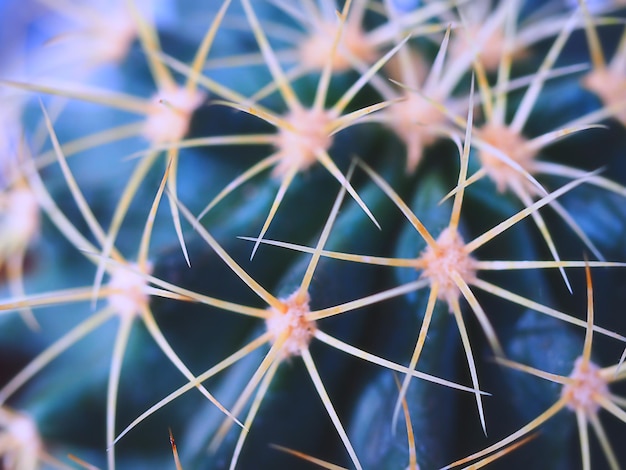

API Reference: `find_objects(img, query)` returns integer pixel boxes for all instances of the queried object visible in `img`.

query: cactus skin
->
[1,1,626,469]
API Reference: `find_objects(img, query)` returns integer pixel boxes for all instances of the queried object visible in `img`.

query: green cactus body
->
[1,1,626,469]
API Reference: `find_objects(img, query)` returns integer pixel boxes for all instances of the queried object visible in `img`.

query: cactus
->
[1,0,626,469]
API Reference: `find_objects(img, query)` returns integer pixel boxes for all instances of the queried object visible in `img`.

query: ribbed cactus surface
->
[1,1,626,469]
